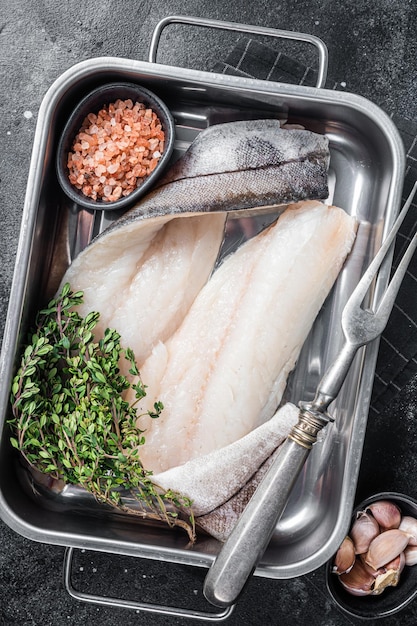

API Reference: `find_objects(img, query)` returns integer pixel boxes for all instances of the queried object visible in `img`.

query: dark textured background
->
[1,1,417,624]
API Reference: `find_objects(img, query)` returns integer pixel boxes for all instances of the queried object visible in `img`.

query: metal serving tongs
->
[203,181,417,608]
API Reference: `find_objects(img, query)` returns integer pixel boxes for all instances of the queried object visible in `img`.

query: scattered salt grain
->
[23,110,33,119]
[340,81,347,88]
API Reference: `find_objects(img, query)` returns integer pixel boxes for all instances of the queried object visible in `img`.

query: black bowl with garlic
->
[326,492,417,620]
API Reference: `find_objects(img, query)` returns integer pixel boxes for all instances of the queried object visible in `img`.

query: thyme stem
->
[9,283,195,542]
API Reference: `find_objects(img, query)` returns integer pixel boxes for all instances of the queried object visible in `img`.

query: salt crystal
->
[95,164,106,177]
[23,110,33,119]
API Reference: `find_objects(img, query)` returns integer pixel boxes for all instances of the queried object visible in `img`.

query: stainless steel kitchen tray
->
[0,14,406,615]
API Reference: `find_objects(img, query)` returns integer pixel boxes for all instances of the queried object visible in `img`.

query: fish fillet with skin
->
[131,200,357,474]
[153,402,299,517]
[110,119,330,226]
[61,119,330,366]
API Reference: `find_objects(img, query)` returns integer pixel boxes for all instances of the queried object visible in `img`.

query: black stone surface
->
[1,1,417,624]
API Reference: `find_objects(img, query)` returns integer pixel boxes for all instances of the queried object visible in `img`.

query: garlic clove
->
[365,529,410,570]
[350,510,380,554]
[399,515,417,546]
[366,500,402,530]
[404,544,417,566]
[332,536,356,575]
[339,558,375,596]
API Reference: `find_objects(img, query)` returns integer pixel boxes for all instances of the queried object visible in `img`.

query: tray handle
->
[149,15,328,88]
[63,547,235,622]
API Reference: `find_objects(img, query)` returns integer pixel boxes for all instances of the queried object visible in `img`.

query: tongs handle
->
[204,403,331,607]
[203,437,310,607]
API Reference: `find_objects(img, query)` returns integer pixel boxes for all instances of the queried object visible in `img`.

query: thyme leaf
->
[9,283,195,542]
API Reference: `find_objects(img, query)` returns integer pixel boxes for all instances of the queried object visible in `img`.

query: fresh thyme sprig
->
[9,283,195,542]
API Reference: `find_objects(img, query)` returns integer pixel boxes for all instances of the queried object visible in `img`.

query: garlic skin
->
[350,510,380,554]
[399,515,417,545]
[332,536,355,575]
[365,529,410,570]
[372,568,401,594]
[366,500,401,530]
[385,550,406,575]
[377,551,406,589]
[339,558,375,596]
[404,545,417,566]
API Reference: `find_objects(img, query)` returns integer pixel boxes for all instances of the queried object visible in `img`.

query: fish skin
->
[152,402,299,518]
[157,119,329,181]
[104,119,330,228]
[131,201,357,474]
[195,446,283,542]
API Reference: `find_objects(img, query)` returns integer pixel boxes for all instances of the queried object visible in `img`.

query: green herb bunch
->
[9,283,195,542]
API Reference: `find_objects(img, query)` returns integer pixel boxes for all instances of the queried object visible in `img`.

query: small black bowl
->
[56,82,175,211]
[326,492,417,620]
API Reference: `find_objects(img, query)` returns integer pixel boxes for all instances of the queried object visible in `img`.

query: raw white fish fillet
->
[62,212,226,366]
[131,201,357,473]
